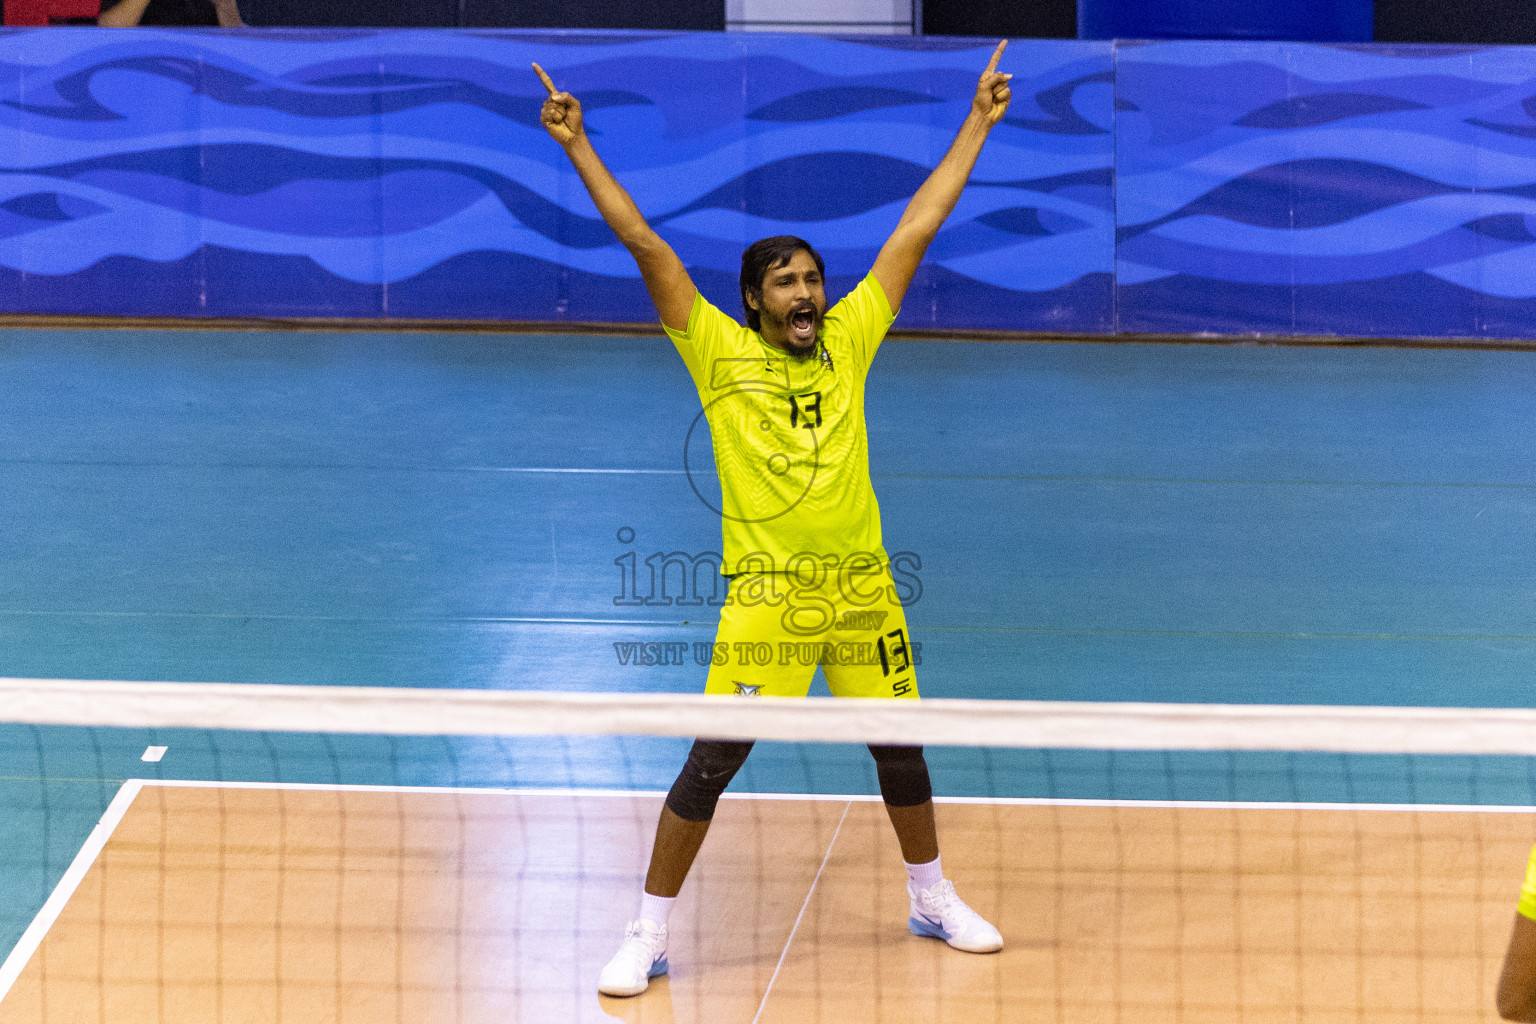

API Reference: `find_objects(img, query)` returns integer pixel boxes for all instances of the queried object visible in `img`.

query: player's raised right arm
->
[534,64,696,332]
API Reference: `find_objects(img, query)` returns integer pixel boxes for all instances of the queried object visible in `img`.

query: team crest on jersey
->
[733,682,763,696]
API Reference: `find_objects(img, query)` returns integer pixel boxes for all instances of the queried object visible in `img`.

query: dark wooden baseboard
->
[3,312,1535,352]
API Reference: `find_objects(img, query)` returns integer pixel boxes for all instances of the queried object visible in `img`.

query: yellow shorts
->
[1519,845,1536,921]
[703,560,919,699]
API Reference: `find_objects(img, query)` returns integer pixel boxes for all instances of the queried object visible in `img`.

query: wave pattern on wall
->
[0,30,1115,331]
[9,32,1536,340]
[1117,42,1536,338]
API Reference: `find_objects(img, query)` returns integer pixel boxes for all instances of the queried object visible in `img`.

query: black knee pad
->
[868,744,932,807]
[665,739,755,822]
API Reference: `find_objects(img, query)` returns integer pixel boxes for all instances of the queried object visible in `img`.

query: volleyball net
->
[0,678,1528,1022]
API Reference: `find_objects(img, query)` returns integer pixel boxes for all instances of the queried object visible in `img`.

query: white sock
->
[905,855,943,893]
[638,891,676,928]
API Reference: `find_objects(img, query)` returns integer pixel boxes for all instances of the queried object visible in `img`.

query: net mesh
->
[0,680,1529,1023]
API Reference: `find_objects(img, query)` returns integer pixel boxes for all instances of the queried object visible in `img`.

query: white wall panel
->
[726,0,915,33]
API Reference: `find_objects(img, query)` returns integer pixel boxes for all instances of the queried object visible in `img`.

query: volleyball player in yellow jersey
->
[534,42,1014,997]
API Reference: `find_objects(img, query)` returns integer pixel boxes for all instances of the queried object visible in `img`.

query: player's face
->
[751,250,826,357]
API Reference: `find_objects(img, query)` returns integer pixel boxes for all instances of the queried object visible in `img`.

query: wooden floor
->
[0,783,1530,1023]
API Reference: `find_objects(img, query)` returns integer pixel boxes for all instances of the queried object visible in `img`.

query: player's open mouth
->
[789,307,816,343]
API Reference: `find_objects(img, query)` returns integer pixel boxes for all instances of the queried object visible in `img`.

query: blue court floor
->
[1,325,1535,954]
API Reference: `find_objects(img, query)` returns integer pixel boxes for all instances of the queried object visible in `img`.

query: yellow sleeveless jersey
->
[664,274,896,575]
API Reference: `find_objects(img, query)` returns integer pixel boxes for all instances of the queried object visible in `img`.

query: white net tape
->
[1,677,1532,754]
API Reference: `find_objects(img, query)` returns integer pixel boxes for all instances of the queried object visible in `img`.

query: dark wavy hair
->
[740,236,825,332]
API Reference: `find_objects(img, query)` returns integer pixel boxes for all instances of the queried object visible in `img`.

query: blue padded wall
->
[1116,41,1536,338]
[0,29,1114,332]
[7,30,1536,341]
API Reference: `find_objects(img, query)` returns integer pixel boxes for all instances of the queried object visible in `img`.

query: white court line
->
[133,779,1536,814]
[139,779,878,801]
[141,778,673,798]
[753,800,851,1024]
[0,779,142,1006]
[143,778,881,802]
[929,795,1536,813]
[457,467,686,474]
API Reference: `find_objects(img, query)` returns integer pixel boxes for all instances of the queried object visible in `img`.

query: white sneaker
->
[907,879,1003,953]
[597,919,669,997]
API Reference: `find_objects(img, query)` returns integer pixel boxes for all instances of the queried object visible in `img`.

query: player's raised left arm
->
[871,40,1012,311]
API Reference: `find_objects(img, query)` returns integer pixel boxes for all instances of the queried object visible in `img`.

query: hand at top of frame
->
[972,40,1013,125]
[533,63,584,146]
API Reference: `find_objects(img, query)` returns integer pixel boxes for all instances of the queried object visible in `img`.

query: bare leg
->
[643,806,713,897]
[883,798,940,864]
[600,806,705,996]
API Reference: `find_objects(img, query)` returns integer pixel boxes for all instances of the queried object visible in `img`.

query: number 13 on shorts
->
[878,627,915,696]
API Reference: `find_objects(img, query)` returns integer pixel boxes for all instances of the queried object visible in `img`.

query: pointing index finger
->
[532,62,558,97]
[983,39,1008,76]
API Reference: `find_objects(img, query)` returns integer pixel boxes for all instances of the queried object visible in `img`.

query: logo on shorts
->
[733,682,763,696]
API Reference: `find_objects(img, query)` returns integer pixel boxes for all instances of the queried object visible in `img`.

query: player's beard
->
[764,302,822,360]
